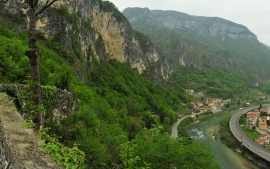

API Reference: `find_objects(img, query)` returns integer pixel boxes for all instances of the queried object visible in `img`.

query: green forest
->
[0,21,220,168]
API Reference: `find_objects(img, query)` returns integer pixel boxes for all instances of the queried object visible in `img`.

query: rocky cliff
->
[123,8,257,42]
[123,7,270,82]
[0,0,170,82]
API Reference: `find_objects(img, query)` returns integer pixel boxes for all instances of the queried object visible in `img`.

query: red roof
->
[256,138,264,144]
[260,116,268,121]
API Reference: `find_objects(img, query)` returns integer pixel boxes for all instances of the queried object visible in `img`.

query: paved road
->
[229,105,270,162]
[170,113,202,138]
[170,115,191,138]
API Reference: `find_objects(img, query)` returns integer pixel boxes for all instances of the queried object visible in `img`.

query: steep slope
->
[0,0,171,83]
[0,23,196,168]
[123,7,270,85]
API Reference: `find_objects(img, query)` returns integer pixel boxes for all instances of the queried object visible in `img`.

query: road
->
[229,105,270,162]
[170,113,201,138]
[170,115,190,138]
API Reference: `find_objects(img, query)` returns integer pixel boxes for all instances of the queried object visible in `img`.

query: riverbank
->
[189,112,260,169]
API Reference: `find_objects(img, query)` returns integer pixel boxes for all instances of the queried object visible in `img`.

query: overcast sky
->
[109,0,270,46]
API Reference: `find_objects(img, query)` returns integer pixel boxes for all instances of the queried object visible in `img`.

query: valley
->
[1,0,270,168]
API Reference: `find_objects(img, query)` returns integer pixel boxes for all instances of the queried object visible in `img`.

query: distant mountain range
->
[123,7,270,86]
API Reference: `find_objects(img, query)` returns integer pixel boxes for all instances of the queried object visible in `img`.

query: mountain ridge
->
[123,7,270,85]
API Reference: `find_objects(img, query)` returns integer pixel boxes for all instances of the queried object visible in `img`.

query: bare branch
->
[35,0,58,16]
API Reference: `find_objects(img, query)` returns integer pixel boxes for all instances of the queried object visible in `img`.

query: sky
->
[109,0,270,46]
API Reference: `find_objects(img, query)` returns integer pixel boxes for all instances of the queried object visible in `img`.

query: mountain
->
[263,43,270,50]
[123,8,270,86]
[0,1,224,168]
[0,0,171,84]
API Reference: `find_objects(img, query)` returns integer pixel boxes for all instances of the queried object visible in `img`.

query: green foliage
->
[177,117,194,137]
[89,60,189,133]
[171,66,247,98]
[243,129,261,139]
[18,79,45,121]
[0,19,219,168]
[21,120,35,129]
[38,128,86,169]
[51,105,128,168]
[126,10,270,99]
[99,0,125,22]
[42,86,58,127]
[134,30,153,53]
[0,29,30,83]
[120,126,220,169]
[219,115,239,149]
[3,11,26,22]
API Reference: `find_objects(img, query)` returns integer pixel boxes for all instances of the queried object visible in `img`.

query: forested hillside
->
[123,8,270,99]
[0,19,221,168]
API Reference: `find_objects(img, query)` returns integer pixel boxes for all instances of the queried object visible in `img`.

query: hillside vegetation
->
[0,21,220,168]
[123,8,270,99]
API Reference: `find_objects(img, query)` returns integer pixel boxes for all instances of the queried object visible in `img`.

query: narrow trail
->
[0,93,19,169]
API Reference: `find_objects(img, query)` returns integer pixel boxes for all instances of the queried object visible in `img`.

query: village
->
[186,89,231,114]
[246,106,270,146]
[187,89,270,147]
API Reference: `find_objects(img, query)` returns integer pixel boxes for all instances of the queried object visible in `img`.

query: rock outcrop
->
[0,84,78,124]
[0,0,170,81]
[123,7,270,82]
[123,8,257,41]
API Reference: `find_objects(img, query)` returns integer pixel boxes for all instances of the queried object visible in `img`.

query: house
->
[257,134,270,145]
[262,106,270,114]
[246,111,259,122]
[219,100,226,107]
[259,116,268,131]
[196,102,203,107]
[186,89,195,94]
[266,139,270,145]
[247,121,254,130]
[260,116,268,122]
[205,98,212,105]
[189,102,196,109]
[260,108,268,115]
[255,138,265,145]
[211,106,222,113]
[259,122,268,131]
[196,92,204,98]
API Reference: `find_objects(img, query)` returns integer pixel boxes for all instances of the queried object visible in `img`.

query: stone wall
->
[0,84,78,124]
[0,93,65,169]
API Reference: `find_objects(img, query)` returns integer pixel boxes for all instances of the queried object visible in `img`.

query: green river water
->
[188,110,259,169]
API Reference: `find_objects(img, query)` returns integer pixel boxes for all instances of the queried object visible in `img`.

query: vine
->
[42,86,58,127]
[38,128,86,169]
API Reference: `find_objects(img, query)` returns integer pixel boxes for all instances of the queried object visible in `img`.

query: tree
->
[120,126,220,169]
[3,0,59,129]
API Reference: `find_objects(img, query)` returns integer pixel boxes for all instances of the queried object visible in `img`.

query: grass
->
[243,129,261,139]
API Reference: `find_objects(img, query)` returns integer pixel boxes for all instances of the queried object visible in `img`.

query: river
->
[188,110,259,169]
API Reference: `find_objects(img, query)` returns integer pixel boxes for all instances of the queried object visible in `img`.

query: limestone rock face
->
[0,0,170,80]
[123,7,270,82]
[123,7,257,41]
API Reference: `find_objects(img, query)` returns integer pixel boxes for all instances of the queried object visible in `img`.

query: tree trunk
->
[25,7,42,130]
